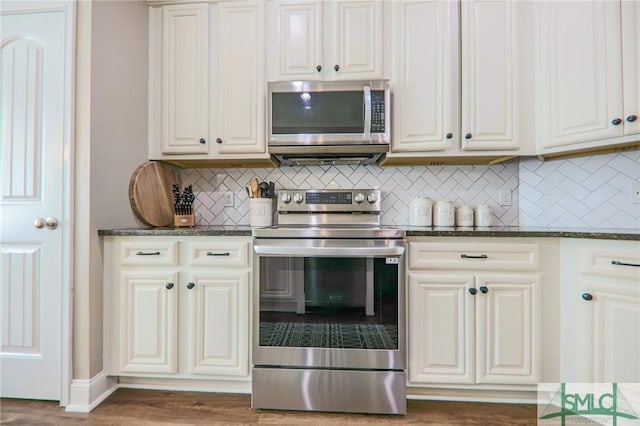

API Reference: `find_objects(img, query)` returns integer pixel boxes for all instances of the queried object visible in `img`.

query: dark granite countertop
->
[98,225,253,237]
[98,225,640,241]
[403,226,640,241]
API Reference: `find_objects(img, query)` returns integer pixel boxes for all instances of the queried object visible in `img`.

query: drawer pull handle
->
[461,254,488,259]
[136,251,161,256]
[468,288,478,295]
[582,293,593,301]
[207,251,230,257]
[611,260,640,268]
[479,286,489,294]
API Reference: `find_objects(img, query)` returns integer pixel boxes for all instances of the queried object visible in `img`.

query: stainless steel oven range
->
[252,189,406,415]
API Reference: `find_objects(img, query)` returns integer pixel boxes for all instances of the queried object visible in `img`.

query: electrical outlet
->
[224,191,234,207]
[632,181,640,204]
[499,188,512,206]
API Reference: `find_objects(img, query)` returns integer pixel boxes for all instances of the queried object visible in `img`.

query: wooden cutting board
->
[129,161,177,227]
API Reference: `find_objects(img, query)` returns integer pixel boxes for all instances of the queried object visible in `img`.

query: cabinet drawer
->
[409,242,539,271]
[189,239,250,267]
[120,240,179,266]
[580,244,640,281]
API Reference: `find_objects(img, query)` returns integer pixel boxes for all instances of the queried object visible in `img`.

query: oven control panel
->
[277,189,381,213]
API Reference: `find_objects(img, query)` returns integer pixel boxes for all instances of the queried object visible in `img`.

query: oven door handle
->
[254,244,404,257]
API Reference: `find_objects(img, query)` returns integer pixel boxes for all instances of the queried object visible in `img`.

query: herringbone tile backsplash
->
[181,161,520,226]
[519,152,640,229]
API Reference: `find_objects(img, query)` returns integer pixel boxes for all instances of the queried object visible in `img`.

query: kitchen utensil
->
[250,178,260,198]
[475,205,492,227]
[433,200,455,227]
[259,181,269,198]
[456,205,474,227]
[129,161,177,227]
[409,196,432,226]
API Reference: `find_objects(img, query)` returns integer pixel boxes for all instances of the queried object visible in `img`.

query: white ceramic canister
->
[409,196,433,226]
[455,205,474,227]
[475,204,492,227]
[433,200,455,227]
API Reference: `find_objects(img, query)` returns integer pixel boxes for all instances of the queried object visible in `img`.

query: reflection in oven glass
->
[259,257,399,350]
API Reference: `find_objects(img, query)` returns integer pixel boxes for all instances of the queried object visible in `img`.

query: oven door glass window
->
[258,256,399,350]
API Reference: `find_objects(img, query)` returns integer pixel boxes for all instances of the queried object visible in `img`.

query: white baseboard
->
[65,372,118,413]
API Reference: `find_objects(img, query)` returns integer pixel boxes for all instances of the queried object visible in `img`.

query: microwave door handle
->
[363,85,372,137]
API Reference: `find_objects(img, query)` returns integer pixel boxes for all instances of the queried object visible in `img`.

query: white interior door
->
[0,4,69,400]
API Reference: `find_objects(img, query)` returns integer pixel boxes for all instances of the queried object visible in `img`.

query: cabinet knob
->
[468,288,478,295]
[316,65,322,72]
[479,286,488,294]
[446,132,453,139]
[34,218,45,229]
[166,282,174,290]
[611,118,623,126]
[199,138,206,144]
[626,114,638,123]
[465,133,472,139]
[187,282,195,290]
[216,138,223,144]
[334,64,340,72]
[581,292,593,301]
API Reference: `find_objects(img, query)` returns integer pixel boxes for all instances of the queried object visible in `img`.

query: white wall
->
[74,0,148,381]
[519,152,640,229]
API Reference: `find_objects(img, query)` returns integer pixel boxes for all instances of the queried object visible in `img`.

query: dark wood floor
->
[1,389,537,425]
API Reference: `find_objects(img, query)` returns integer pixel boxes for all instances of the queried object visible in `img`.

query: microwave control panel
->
[371,91,386,133]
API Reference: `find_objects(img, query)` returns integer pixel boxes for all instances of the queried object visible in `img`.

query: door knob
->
[34,218,45,229]
[45,217,58,230]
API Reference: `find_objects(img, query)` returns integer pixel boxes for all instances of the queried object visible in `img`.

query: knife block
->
[174,214,195,228]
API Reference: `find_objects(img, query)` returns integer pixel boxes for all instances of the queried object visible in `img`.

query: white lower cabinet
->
[560,239,640,383]
[408,238,542,388]
[104,236,251,383]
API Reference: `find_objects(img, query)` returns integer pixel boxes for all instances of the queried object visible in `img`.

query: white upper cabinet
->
[267,0,386,81]
[460,0,531,151]
[211,1,266,154]
[149,1,267,161]
[391,0,459,152]
[153,4,210,155]
[389,0,535,157]
[536,0,639,153]
[621,0,640,137]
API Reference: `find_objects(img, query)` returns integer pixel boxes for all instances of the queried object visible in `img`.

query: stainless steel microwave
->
[267,80,390,166]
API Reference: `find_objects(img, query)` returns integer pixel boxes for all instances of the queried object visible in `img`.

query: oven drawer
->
[188,239,250,267]
[409,241,540,271]
[120,239,179,266]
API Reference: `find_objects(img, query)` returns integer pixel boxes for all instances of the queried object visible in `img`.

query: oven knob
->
[281,192,291,203]
[367,193,378,203]
[354,193,365,204]
[294,193,304,203]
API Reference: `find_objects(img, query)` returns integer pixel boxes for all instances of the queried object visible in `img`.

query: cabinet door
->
[120,271,178,374]
[391,0,458,152]
[325,0,384,80]
[212,1,265,154]
[186,270,249,377]
[460,0,523,151]
[622,0,640,136]
[267,0,323,81]
[538,1,624,149]
[160,5,209,154]
[586,278,640,383]
[475,273,540,385]
[408,273,475,384]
